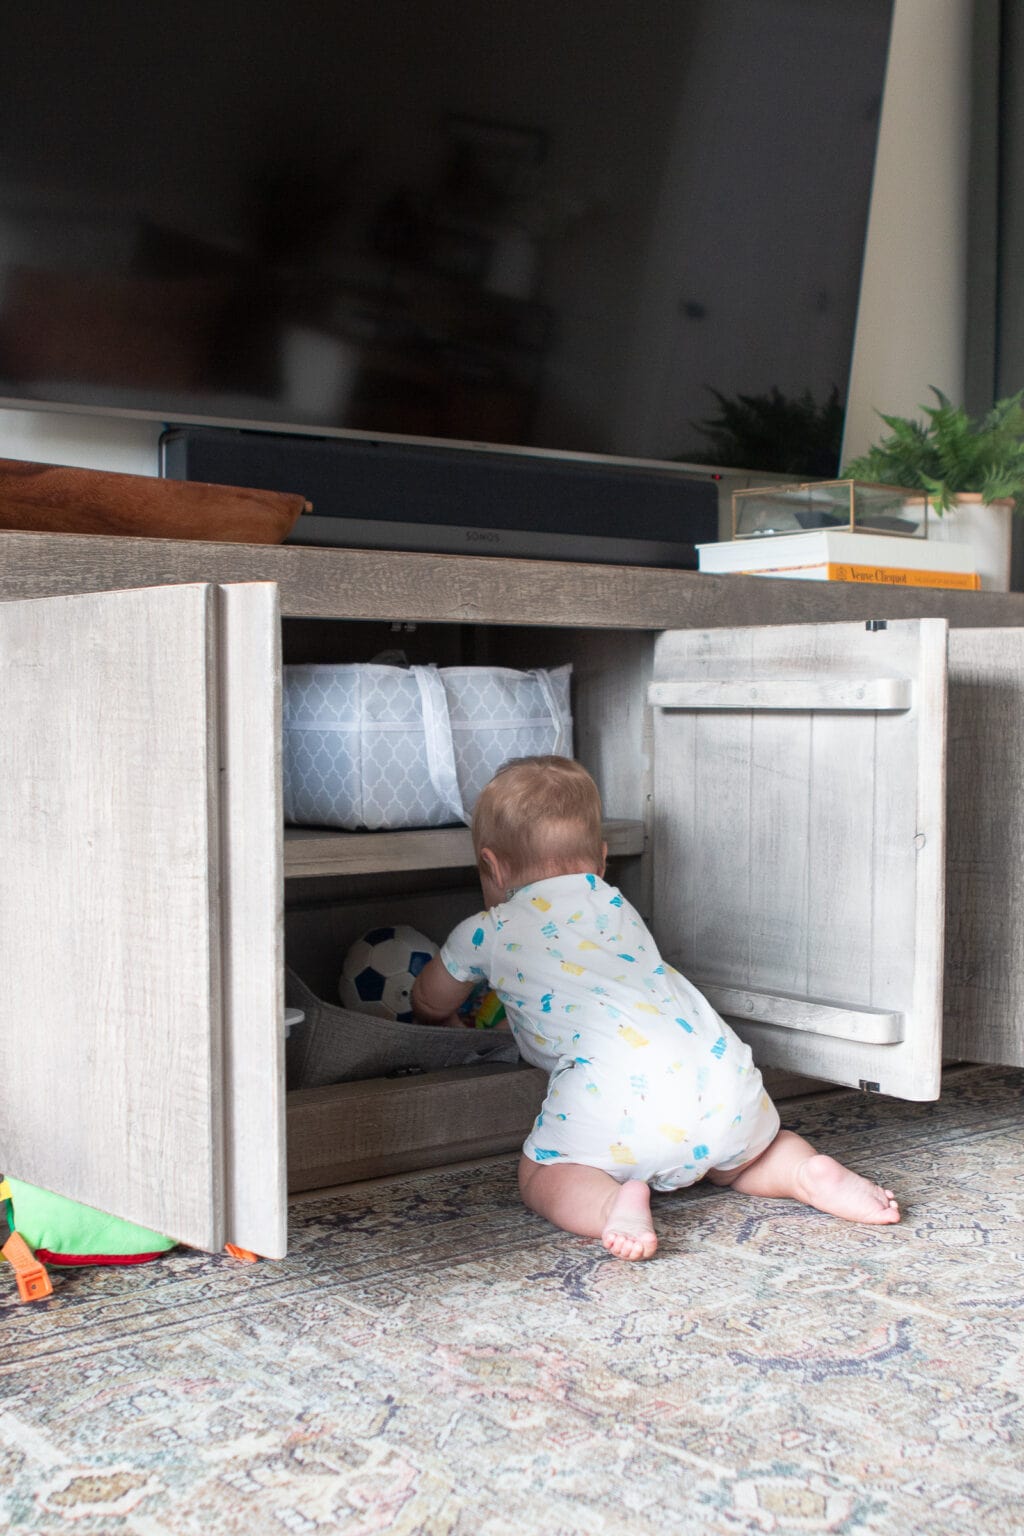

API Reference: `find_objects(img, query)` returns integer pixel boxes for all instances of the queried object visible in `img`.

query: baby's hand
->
[411,954,475,1025]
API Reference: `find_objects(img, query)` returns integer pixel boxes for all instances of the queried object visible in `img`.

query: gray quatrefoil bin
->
[282,662,573,830]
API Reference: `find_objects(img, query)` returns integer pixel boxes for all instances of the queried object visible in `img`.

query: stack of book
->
[697,529,980,590]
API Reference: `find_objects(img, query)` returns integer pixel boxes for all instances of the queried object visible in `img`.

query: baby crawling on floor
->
[412,755,899,1260]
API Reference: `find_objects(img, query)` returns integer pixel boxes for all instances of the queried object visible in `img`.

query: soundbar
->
[160,426,721,568]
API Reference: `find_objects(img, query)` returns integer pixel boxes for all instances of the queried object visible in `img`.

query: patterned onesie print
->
[440,873,779,1190]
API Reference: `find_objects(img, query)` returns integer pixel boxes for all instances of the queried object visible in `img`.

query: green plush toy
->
[1,1176,175,1280]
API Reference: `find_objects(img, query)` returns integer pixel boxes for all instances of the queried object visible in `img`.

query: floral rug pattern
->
[2,1065,1023,1535]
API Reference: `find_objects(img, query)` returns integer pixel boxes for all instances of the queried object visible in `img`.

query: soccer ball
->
[338,925,439,1022]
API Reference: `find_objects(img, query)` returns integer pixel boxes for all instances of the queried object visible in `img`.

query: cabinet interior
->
[280,613,655,911]
[280,615,655,1188]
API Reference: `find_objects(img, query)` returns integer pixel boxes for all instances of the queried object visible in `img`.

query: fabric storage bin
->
[282,661,572,830]
[284,968,520,1089]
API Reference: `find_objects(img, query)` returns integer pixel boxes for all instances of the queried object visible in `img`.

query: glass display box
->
[732,480,929,540]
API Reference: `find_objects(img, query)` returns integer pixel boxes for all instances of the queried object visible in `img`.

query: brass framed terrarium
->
[731,480,929,540]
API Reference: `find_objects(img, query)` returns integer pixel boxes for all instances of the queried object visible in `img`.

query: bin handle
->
[530,667,572,757]
[411,664,469,826]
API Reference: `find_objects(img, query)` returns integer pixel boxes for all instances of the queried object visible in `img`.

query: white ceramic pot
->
[926,494,1014,591]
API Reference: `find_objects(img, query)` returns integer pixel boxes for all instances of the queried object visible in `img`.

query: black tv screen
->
[0,0,893,476]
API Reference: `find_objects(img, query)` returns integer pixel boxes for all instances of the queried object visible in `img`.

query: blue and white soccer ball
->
[338,925,439,1022]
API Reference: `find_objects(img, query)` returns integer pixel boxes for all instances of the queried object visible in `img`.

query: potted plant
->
[842,387,1024,590]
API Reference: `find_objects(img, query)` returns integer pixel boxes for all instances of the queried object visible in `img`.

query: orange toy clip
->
[2,1230,53,1302]
[224,1243,259,1263]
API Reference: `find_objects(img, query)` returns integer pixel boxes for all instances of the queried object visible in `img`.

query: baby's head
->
[472,755,606,902]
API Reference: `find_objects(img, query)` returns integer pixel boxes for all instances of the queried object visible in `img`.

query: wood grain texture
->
[0,459,308,543]
[694,982,903,1043]
[217,584,288,1257]
[944,629,1024,1065]
[3,530,1024,628]
[650,618,948,1100]
[0,583,225,1247]
[286,1064,547,1191]
[283,818,644,879]
[648,677,912,711]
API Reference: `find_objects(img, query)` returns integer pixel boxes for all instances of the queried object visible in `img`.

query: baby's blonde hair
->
[472,755,604,881]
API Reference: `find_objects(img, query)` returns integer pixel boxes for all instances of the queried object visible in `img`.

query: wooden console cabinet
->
[3,530,1024,1259]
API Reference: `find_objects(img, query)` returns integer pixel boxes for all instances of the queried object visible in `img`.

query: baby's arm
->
[412,954,475,1027]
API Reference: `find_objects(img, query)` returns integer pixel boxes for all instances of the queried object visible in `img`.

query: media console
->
[4,528,1024,1254]
[160,425,721,568]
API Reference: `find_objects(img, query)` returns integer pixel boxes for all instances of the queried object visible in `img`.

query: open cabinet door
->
[648,618,948,1101]
[0,581,286,1257]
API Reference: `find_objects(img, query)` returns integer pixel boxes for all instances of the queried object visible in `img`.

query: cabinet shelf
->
[283,817,645,879]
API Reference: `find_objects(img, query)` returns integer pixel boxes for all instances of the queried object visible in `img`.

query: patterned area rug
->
[2,1065,1023,1535]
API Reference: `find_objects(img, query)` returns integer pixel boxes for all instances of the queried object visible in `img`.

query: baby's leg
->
[518,1156,658,1260]
[708,1128,900,1224]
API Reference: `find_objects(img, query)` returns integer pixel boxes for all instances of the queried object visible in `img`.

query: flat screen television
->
[0,0,894,557]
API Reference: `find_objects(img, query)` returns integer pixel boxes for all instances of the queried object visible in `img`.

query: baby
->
[412,755,899,1261]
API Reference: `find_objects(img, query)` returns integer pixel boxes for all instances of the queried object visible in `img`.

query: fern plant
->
[843,387,1024,514]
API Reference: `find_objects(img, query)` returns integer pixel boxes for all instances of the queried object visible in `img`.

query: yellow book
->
[744,561,980,590]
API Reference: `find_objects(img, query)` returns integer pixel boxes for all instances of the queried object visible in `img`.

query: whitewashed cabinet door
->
[0,581,286,1257]
[648,618,948,1101]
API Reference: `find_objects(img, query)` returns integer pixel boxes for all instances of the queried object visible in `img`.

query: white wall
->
[841,0,973,461]
[0,405,160,475]
[0,0,975,482]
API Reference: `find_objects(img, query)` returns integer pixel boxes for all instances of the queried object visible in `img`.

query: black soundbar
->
[160,426,720,568]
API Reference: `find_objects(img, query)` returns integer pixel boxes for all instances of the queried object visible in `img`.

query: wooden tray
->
[0,457,310,544]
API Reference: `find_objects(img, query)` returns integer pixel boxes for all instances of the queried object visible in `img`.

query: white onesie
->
[440,872,779,1190]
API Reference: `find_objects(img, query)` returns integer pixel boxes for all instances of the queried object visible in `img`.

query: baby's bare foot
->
[602,1179,658,1260]
[795,1153,900,1224]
